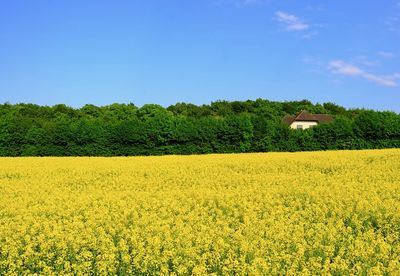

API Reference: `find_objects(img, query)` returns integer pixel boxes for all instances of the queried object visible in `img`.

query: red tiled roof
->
[282,110,334,125]
[313,114,334,123]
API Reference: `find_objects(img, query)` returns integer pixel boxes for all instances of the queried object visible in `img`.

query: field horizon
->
[0,147,397,158]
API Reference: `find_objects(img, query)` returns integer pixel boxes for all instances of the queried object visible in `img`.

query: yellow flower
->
[0,149,399,274]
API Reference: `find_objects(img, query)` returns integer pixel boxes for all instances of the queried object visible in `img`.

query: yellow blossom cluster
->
[0,149,399,274]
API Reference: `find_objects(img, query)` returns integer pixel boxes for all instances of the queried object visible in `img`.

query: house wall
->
[290,121,318,129]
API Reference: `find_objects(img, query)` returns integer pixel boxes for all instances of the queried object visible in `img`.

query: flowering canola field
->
[0,149,400,275]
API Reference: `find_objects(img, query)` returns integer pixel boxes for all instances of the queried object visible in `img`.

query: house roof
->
[282,110,334,125]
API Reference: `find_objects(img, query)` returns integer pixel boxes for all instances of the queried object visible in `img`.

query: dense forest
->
[0,99,399,156]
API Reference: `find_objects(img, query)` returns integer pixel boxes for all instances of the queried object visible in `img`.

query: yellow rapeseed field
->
[0,149,400,275]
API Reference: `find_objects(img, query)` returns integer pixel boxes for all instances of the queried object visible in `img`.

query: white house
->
[282,110,334,130]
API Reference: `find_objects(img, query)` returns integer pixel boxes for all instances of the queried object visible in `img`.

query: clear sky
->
[0,0,399,112]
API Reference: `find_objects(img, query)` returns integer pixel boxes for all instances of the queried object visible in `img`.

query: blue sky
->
[0,0,399,112]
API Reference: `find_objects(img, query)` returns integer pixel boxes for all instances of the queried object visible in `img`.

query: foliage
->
[0,99,399,156]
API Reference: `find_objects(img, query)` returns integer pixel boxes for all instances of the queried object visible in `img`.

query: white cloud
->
[329,60,363,76]
[275,11,309,31]
[378,51,396,59]
[363,74,398,87]
[385,14,400,32]
[354,56,379,67]
[329,60,399,87]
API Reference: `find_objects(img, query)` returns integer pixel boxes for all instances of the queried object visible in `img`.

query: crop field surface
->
[0,150,400,275]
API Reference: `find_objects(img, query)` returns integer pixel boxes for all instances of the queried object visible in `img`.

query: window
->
[297,125,303,129]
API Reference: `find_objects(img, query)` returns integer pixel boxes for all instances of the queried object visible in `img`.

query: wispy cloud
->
[385,2,400,32]
[329,60,399,87]
[275,11,309,31]
[354,56,379,67]
[385,15,400,32]
[378,51,396,59]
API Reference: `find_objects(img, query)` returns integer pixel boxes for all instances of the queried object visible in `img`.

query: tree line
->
[0,99,399,156]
